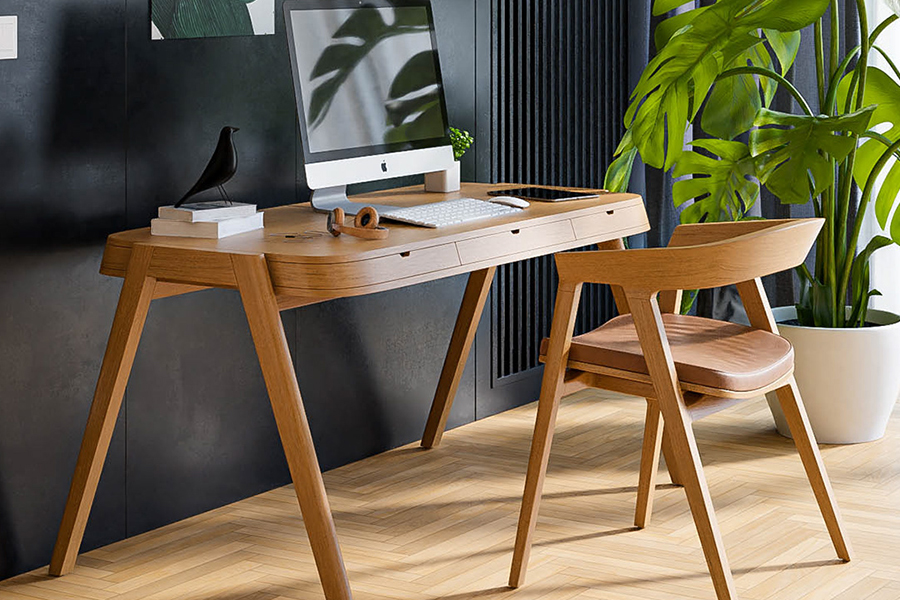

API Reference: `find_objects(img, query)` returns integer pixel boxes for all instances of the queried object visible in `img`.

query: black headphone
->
[326,206,389,240]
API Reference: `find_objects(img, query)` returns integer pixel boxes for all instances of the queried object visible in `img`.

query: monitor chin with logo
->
[284,0,455,215]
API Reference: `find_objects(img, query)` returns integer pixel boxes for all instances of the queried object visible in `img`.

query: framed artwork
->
[151,0,275,40]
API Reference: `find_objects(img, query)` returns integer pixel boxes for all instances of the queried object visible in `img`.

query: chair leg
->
[628,294,737,600]
[509,282,582,589]
[635,400,664,528]
[775,378,853,561]
[666,415,738,600]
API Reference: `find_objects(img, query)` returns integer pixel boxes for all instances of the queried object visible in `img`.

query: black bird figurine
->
[175,126,240,207]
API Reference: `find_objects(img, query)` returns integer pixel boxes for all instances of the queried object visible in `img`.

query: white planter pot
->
[768,306,900,444]
[424,161,461,192]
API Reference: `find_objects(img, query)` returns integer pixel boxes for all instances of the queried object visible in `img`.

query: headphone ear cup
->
[354,206,380,229]
[327,208,345,236]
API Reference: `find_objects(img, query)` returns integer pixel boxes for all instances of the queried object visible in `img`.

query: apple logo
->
[381,161,388,173]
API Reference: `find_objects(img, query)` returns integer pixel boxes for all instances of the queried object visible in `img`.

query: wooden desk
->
[50,183,648,600]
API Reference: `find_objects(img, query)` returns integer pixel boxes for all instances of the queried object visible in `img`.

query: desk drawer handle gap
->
[511,229,521,235]
[400,251,411,258]
[607,210,615,215]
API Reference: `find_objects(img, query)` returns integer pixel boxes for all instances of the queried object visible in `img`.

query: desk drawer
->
[456,220,575,265]
[570,203,648,240]
[270,242,461,291]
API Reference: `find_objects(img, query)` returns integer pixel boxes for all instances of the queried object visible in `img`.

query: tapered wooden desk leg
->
[232,254,352,600]
[421,267,495,449]
[50,245,157,576]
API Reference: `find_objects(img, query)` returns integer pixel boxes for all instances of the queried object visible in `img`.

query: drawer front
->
[270,242,461,291]
[455,220,576,265]
[570,203,649,240]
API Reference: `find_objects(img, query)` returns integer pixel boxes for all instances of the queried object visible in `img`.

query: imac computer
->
[284,0,455,214]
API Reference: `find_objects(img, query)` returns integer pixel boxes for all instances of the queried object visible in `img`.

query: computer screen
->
[285,1,451,164]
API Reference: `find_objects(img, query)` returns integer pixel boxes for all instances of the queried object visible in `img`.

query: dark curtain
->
[624,0,861,319]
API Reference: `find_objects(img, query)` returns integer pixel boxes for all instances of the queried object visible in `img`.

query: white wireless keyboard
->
[381,197,523,228]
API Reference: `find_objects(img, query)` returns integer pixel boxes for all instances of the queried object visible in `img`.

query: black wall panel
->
[0,0,483,579]
[475,0,630,418]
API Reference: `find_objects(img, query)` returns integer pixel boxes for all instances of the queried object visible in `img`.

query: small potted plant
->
[426,127,474,192]
[606,0,900,443]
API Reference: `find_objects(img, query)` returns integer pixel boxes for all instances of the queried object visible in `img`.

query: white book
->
[158,201,257,222]
[151,212,264,239]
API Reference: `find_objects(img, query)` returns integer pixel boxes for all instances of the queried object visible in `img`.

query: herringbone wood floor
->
[3,390,899,600]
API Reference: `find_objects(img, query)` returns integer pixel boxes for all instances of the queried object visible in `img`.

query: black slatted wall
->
[490,0,630,382]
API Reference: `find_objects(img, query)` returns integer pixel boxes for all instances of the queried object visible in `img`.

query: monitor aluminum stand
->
[310,186,397,216]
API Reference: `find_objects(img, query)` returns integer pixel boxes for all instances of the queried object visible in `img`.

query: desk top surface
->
[107,183,645,265]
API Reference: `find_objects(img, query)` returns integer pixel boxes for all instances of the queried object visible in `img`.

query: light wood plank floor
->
[3,390,899,600]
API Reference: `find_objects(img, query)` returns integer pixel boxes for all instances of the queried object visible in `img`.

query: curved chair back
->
[555,218,823,295]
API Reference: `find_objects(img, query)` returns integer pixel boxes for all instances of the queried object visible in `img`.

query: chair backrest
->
[555,219,823,295]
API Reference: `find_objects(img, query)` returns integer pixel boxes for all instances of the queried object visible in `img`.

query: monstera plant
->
[606,0,900,329]
[606,0,900,444]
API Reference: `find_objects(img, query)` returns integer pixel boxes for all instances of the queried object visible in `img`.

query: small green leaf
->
[849,235,892,324]
[673,139,760,223]
[749,107,875,204]
[604,131,638,193]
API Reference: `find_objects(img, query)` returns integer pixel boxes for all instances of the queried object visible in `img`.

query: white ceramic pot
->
[768,306,900,444]
[424,161,461,193]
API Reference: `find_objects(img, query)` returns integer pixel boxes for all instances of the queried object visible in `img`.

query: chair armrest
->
[555,218,822,294]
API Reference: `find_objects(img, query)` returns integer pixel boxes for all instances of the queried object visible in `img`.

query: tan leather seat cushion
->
[540,314,793,392]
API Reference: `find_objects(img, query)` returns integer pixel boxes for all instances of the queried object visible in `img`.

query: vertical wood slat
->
[490,0,629,382]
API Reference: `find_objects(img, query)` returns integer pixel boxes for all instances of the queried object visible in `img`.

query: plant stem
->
[837,136,900,317]
[717,66,815,116]
[830,0,840,78]
[815,19,827,110]
[834,0,870,325]
[874,45,900,81]
[824,45,860,115]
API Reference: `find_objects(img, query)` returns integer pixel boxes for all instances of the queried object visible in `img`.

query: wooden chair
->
[508,219,852,600]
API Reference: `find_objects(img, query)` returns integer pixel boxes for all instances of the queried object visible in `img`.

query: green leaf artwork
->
[151,0,274,40]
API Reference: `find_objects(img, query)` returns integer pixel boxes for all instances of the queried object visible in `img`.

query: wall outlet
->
[0,16,17,61]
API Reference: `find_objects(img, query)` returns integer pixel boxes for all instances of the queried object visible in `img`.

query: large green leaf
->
[749,107,875,204]
[626,0,829,171]
[673,139,760,223]
[839,67,900,245]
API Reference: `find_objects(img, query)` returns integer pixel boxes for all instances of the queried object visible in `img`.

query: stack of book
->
[151,201,264,239]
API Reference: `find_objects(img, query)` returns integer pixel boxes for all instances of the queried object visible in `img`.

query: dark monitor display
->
[285,1,451,163]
